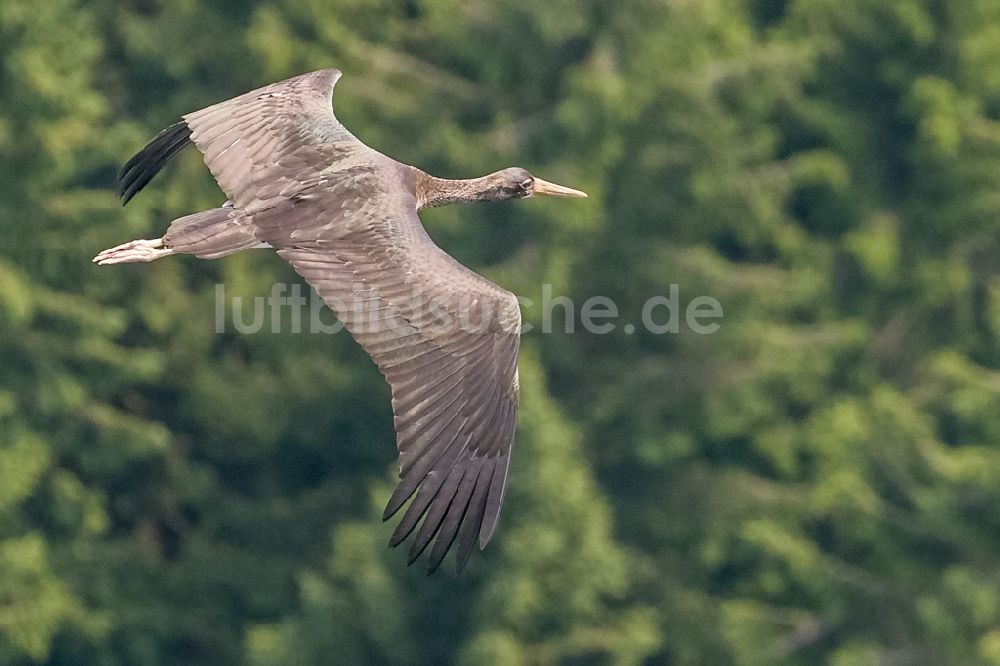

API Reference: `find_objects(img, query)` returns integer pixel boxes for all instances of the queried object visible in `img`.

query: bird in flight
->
[95,69,586,573]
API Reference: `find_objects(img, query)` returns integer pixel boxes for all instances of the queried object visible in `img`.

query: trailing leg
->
[94,204,263,265]
[93,238,173,265]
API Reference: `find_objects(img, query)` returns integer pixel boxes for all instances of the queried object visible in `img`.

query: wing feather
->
[278,239,520,573]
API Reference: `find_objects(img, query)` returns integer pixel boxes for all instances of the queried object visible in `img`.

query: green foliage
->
[1,0,1000,663]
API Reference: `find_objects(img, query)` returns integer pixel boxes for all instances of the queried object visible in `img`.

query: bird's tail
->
[94,206,263,265]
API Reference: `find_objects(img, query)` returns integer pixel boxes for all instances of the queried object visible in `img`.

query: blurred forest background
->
[3,0,1000,663]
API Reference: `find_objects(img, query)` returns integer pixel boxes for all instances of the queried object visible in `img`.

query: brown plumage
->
[95,69,586,573]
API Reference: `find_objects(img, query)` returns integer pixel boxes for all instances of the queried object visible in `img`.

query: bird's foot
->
[93,238,173,265]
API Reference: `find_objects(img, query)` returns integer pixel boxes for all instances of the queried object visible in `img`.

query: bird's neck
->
[416,172,497,209]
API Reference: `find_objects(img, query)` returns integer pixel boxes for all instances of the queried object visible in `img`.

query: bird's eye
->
[519,178,533,191]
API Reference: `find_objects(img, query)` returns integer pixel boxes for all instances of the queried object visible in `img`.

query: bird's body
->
[95,69,585,573]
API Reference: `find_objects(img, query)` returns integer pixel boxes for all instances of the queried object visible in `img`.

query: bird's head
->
[419,167,588,208]
[486,167,588,201]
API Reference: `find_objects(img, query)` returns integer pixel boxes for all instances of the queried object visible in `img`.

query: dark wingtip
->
[407,541,427,566]
[118,121,192,205]
[387,530,407,549]
[382,482,415,522]
[427,545,447,575]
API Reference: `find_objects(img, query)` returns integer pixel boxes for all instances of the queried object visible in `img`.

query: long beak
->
[533,177,588,198]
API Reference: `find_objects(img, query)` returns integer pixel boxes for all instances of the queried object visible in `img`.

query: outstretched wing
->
[279,218,521,573]
[118,69,363,207]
